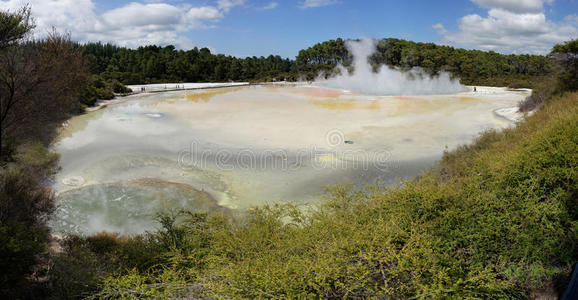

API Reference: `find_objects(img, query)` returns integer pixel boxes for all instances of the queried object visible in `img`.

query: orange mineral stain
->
[311,99,381,111]
[290,87,344,98]
[185,87,245,103]
[393,96,423,101]
[458,96,478,102]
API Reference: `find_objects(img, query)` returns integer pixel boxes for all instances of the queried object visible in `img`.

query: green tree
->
[551,39,578,92]
[0,6,33,154]
[0,6,33,50]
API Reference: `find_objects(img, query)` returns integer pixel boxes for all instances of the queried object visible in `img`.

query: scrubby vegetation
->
[0,143,60,298]
[79,75,132,107]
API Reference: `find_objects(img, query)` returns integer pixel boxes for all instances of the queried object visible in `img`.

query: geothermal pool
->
[50,84,529,235]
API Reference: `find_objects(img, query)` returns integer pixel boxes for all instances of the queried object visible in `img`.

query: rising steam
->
[319,38,466,95]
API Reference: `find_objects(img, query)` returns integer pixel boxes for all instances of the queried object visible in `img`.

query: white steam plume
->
[319,38,467,95]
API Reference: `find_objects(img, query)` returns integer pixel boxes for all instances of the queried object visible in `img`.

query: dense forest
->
[1,6,577,300]
[82,43,295,84]
[82,37,551,90]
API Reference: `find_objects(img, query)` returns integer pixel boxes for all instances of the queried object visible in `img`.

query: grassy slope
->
[91,93,577,299]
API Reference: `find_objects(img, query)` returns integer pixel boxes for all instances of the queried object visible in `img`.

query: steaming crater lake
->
[50,84,529,235]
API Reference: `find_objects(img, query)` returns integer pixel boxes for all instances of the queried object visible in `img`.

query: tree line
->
[81,37,552,89]
[82,43,296,85]
[296,38,552,86]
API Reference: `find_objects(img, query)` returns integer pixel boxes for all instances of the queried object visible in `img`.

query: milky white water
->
[50,84,529,235]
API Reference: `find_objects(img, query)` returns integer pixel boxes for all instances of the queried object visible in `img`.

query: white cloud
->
[258,2,278,10]
[300,0,338,9]
[471,0,553,13]
[0,0,98,36]
[186,6,225,24]
[217,0,245,12]
[432,23,448,35]
[0,0,240,49]
[102,3,182,28]
[434,0,577,54]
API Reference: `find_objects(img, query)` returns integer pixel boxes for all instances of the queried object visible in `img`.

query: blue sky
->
[0,0,576,57]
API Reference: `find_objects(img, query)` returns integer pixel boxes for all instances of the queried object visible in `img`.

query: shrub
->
[48,236,112,299]
[111,80,132,94]
[0,143,58,298]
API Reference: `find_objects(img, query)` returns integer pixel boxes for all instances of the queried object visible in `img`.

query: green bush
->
[79,75,120,107]
[0,143,59,298]
[111,80,132,94]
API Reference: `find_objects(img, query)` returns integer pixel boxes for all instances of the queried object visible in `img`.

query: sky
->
[0,0,576,58]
